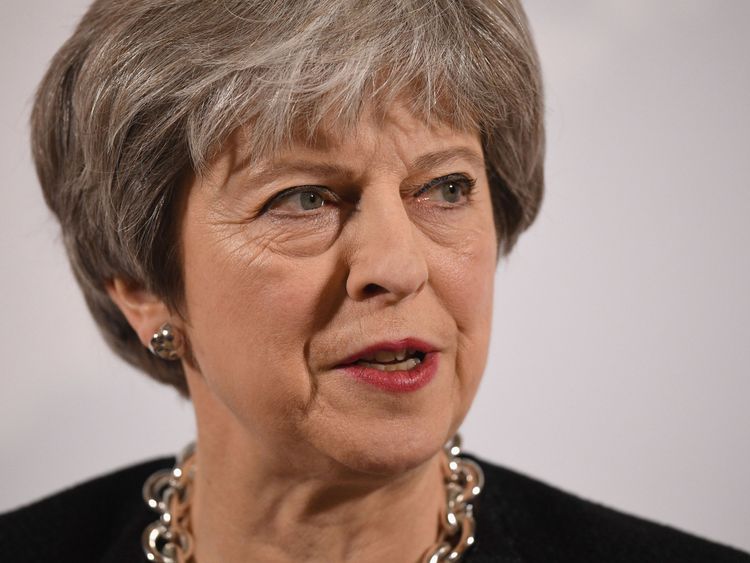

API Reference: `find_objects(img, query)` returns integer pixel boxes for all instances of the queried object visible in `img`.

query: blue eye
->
[296,191,325,210]
[415,174,476,204]
[267,187,332,214]
[438,181,463,203]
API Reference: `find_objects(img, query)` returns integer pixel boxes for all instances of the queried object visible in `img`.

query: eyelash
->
[412,173,477,204]
[262,186,339,215]
[262,173,477,215]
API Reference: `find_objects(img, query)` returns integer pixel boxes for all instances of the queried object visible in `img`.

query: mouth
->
[335,339,439,393]
[335,338,436,371]
[350,349,427,371]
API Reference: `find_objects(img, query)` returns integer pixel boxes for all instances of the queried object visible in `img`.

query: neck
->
[189,432,444,563]
[183,371,447,563]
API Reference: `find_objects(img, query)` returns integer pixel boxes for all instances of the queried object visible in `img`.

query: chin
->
[313,414,456,478]
[300,374,475,478]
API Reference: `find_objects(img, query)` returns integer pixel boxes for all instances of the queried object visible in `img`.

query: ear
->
[106,278,177,350]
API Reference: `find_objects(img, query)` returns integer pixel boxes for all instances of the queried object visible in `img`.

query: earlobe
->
[148,323,185,360]
[106,278,176,351]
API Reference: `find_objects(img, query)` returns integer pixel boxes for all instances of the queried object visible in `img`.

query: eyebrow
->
[241,147,484,187]
[242,162,356,188]
[409,147,485,173]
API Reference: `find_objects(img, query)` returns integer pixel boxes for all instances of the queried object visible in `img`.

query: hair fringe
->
[31,0,544,395]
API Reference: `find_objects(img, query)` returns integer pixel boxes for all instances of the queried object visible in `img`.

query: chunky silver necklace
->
[142,435,484,563]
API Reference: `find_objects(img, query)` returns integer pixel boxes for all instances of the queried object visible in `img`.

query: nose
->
[345,190,428,303]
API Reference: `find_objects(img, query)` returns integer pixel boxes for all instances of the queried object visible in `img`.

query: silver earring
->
[149,323,183,360]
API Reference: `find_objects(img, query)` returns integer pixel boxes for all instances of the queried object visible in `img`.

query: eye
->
[437,181,463,204]
[414,174,477,205]
[293,191,325,210]
[265,187,335,214]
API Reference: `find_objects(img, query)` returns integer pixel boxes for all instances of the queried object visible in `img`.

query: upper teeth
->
[360,349,414,363]
[358,358,421,371]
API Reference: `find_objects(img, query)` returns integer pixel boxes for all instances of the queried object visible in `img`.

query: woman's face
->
[179,105,497,475]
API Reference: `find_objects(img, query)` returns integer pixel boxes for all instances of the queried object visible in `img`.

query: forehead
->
[221,103,484,181]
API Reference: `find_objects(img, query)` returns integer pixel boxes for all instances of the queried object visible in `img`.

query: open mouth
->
[352,349,426,372]
[338,341,438,392]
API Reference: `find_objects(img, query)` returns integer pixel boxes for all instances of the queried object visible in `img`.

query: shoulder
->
[0,457,173,563]
[464,454,750,563]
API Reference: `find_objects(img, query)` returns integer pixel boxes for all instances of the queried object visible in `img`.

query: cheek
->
[181,221,334,418]
[430,219,497,406]
[432,211,496,326]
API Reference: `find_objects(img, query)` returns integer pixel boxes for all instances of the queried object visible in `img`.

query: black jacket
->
[1,455,748,562]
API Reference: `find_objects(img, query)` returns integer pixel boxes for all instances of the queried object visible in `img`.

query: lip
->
[336,338,438,366]
[335,338,440,393]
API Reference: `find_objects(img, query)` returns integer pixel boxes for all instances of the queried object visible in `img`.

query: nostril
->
[362,283,387,297]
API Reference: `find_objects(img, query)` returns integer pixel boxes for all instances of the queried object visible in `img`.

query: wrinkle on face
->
[179,102,499,478]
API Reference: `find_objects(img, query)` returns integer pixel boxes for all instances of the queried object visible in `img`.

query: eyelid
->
[413,173,477,197]
[263,185,338,213]
[259,173,474,216]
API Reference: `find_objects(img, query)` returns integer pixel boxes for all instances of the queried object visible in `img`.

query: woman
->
[1,0,748,561]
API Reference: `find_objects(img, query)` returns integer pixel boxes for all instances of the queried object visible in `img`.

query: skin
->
[109,104,498,562]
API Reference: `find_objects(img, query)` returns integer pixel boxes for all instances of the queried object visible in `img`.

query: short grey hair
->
[32,0,545,396]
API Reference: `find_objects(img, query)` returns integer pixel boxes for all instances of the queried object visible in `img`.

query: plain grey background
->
[1,0,748,553]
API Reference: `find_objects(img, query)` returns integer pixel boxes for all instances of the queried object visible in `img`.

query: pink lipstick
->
[336,338,439,393]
